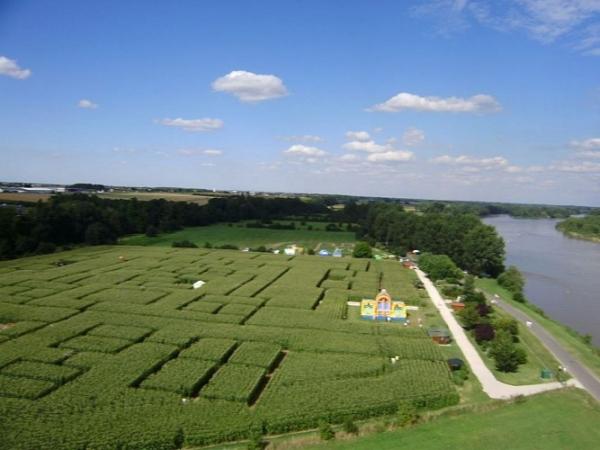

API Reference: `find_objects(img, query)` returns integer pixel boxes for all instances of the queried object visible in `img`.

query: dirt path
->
[415,269,581,399]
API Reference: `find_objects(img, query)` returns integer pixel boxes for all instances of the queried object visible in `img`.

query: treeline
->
[415,201,588,219]
[0,194,328,259]
[348,203,505,276]
[556,212,600,241]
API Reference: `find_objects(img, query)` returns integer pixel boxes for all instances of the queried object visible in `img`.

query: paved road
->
[415,269,580,400]
[490,294,600,402]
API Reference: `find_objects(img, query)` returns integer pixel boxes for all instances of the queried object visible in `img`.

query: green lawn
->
[300,389,600,450]
[476,278,600,381]
[120,221,356,253]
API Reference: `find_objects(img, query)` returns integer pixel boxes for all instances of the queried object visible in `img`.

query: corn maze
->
[0,246,458,449]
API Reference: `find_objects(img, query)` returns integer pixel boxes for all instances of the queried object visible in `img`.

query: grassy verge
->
[463,308,563,385]
[296,388,599,450]
[476,278,600,380]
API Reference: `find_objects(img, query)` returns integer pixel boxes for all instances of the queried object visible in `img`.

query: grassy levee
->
[476,278,600,380]
[297,389,600,450]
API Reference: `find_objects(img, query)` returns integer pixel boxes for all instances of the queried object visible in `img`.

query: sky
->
[1,0,600,206]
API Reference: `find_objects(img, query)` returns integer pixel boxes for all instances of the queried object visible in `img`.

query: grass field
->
[299,389,600,450]
[476,278,600,381]
[0,246,459,449]
[120,221,357,253]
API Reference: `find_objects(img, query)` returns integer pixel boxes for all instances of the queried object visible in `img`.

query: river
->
[483,215,600,346]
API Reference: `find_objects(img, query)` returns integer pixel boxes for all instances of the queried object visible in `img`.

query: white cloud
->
[402,127,425,146]
[0,56,31,79]
[178,148,223,156]
[78,99,98,109]
[415,1,600,55]
[339,154,361,162]
[345,130,371,142]
[571,137,600,157]
[279,134,323,143]
[552,161,600,173]
[431,154,509,168]
[367,151,415,162]
[212,70,288,102]
[284,144,327,157]
[158,117,223,132]
[343,140,390,153]
[370,92,501,113]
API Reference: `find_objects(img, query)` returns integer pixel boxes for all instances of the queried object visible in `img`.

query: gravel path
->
[415,269,581,400]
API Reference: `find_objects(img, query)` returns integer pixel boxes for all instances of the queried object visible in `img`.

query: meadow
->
[0,246,457,450]
[120,221,357,253]
[302,388,600,450]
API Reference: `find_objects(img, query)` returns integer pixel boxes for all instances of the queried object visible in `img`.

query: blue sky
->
[1,0,600,205]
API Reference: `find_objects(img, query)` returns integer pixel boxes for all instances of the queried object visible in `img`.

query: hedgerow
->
[201,364,266,403]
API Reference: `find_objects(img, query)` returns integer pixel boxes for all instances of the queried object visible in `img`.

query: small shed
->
[447,358,464,371]
[428,327,451,345]
[450,302,465,312]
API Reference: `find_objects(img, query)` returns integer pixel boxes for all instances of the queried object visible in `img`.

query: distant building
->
[332,248,343,257]
[284,247,296,256]
[318,249,330,256]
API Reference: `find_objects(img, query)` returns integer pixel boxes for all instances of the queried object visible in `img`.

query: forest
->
[556,211,600,241]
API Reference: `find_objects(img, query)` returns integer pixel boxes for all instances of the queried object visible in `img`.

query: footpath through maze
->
[0,246,459,449]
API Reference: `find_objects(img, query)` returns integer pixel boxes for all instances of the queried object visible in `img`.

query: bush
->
[35,242,56,255]
[318,421,335,441]
[474,323,495,343]
[172,240,198,248]
[396,403,419,426]
[498,266,525,295]
[353,241,373,258]
[307,248,315,255]
[513,292,526,303]
[216,244,239,250]
[342,418,358,435]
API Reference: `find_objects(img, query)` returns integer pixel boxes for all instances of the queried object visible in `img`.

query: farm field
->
[120,221,357,253]
[302,389,600,450]
[0,246,458,449]
[97,191,217,204]
[0,192,52,203]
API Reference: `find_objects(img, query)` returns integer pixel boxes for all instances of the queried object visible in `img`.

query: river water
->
[483,215,600,346]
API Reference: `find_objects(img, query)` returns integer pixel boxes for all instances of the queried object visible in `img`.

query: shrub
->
[474,323,495,343]
[396,402,419,427]
[342,418,358,435]
[172,240,198,248]
[353,241,373,258]
[497,266,525,294]
[318,421,335,441]
[489,329,527,372]
[513,292,526,303]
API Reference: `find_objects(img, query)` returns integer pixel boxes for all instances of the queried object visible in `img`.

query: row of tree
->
[350,203,505,276]
[0,194,329,259]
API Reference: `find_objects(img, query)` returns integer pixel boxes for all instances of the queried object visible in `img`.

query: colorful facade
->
[360,289,407,322]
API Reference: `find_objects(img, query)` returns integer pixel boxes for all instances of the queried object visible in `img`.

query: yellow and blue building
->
[360,289,407,322]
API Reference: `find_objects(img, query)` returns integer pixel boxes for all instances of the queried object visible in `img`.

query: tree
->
[353,241,373,258]
[145,225,159,237]
[418,253,462,281]
[85,222,114,245]
[474,323,495,343]
[458,303,480,330]
[462,224,505,276]
[497,266,525,294]
[494,317,519,341]
[489,329,527,372]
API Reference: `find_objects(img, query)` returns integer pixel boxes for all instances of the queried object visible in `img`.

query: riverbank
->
[555,215,600,243]
[476,278,600,382]
[556,228,600,243]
